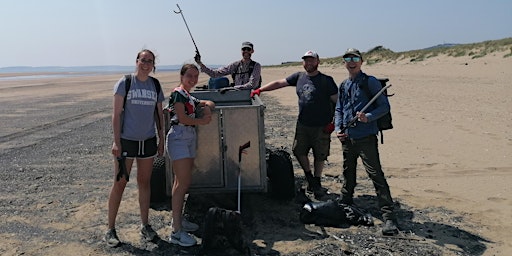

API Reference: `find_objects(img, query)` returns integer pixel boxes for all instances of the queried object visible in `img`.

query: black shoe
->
[382,220,399,236]
[338,196,353,205]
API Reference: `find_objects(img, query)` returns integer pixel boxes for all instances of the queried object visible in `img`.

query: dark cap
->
[302,50,319,59]
[241,41,253,49]
[343,48,362,58]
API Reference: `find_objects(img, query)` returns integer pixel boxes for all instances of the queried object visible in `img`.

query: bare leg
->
[107,158,134,229]
[171,158,194,231]
[136,157,154,225]
[295,154,312,174]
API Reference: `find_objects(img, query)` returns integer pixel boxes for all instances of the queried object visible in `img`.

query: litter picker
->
[340,84,392,133]
[173,4,200,54]
[237,141,250,213]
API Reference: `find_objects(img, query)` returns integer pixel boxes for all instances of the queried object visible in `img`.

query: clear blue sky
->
[1,0,511,68]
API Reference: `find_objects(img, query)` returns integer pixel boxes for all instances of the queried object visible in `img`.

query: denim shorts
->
[166,125,197,160]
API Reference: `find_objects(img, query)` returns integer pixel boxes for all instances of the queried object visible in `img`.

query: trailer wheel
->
[266,148,296,201]
[151,156,169,203]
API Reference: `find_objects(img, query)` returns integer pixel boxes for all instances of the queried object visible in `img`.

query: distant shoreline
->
[0,69,182,81]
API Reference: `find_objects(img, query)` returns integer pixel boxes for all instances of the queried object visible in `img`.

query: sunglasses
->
[241,47,252,52]
[343,57,361,62]
[138,58,154,64]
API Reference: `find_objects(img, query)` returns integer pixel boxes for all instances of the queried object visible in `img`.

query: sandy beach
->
[0,51,511,255]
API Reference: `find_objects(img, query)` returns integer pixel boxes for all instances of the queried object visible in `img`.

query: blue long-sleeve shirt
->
[334,71,390,140]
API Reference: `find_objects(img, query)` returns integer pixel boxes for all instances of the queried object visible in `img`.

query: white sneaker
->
[171,217,199,232]
[169,230,197,247]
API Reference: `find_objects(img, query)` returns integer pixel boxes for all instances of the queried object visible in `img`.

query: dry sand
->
[0,51,510,255]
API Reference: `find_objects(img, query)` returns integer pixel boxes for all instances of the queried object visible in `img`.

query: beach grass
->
[271,37,512,67]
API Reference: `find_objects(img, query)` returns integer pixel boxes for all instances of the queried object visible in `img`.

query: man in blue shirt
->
[334,48,399,235]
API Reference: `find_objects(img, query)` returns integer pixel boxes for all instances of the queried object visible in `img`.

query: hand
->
[323,122,335,134]
[336,132,348,142]
[112,142,121,157]
[157,142,164,157]
[250,88,261,98]
[356,112,368,123]
[194,51,201,64]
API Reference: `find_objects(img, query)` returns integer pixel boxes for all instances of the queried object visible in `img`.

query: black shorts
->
[120,136,157,159]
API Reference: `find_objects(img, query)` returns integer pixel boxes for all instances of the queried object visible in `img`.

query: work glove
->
[194,51,201,64]
[250,88,261,98]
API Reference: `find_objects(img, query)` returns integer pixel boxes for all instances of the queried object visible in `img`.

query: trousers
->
[341,135,395,221]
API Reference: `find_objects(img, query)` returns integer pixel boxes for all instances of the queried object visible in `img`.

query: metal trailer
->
[164,89,267,195]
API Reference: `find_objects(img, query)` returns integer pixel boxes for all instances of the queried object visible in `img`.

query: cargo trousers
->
[340,134,396,221]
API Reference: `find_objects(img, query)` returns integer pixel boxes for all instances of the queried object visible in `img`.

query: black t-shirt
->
[286,72,338,126]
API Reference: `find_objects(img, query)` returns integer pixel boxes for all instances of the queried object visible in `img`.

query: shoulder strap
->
[123,74,131,109]
[150,76,162,131]
[150,76,161,95]
[231,60,245,82]
[359,73,371,98]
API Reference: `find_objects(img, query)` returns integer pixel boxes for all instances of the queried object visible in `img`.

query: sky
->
[1,0,511,68]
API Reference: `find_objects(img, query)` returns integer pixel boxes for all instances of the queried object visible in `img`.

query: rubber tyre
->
[150,156,168,203]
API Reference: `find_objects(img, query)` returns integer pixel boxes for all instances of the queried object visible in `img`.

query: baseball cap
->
[343,48,362,58]
[241,41,253,50]
[302,50,319,59]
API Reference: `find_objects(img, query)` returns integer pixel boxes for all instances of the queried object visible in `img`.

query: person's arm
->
[362,77,390,122]
[112,94,124,157]
[250,78,289,97]
[197,58,235,78]
[155,101,165,156]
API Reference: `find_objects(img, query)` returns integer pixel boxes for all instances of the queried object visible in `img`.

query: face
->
[136,51,155,74]
[344,55,362,74]
[302,57,319,73]
[241,47,253,59]
[181,66,199,88]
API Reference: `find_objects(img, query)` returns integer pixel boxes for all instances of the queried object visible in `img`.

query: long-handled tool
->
[173,4,200,54]
[237,141,251,213]
[340,84,392,133]
[116,151,129,181]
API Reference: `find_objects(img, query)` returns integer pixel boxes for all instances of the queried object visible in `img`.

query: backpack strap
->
[123,74,132,109]
[358,74,386,143]
[231,60,260,87]
[150,76,162,131]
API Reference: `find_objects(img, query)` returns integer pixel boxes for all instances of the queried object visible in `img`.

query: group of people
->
[252,47,398,236]
[104,42,399,249]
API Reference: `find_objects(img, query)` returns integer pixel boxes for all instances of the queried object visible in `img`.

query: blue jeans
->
[341,135,396,221]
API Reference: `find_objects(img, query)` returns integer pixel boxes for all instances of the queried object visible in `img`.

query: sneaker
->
[169,230,197,247]
[140,224,158,241]
[181,218,199,232]
[382,219,399,236]
[104,228,120,247]
[172,217,199,232]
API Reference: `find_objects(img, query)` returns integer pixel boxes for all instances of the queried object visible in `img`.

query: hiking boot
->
[171,217,199,232]
[305,172,315,191]
[306,177,330,199]
[140,224,158,241]
[382,219,399,236]
[104,228,120,247]
[170,230,197,247]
